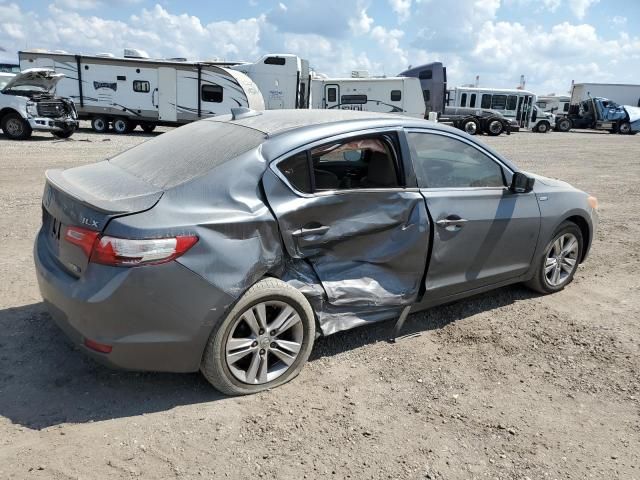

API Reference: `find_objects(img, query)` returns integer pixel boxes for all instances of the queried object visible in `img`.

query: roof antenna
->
[230,107,262,120]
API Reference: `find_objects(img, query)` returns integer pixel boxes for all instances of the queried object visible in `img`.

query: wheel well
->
[565,215,590,262]
[0,107,20,124]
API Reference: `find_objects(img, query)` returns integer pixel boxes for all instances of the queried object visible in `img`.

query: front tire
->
[1,112,32,140]
[462,117,480,135]
[525,221,583,294]
[536,121,550,133]
[556,117,572,132]
[618,121,631,135]
[201,278,316,395]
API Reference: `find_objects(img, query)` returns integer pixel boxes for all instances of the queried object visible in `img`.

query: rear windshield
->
[110,121,265,189]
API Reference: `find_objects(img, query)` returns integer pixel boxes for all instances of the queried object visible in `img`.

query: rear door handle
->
[292,225,330,238]
[436,216,468,229]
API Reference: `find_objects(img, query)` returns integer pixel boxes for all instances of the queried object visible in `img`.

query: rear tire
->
[112,117,133,134]
[525,221,583,294]
[485,118,504,136]
[140,123,156,133]
[1,112,32,140]
[91,116,109,133]
[201,278,316,396]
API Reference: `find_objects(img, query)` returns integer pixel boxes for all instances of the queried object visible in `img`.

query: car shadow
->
[0,284,536,430]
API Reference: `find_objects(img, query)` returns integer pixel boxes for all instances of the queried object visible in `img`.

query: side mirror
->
[510,172,535,193]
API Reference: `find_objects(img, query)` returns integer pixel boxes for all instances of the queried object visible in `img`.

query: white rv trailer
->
[310,77,425,118]
[18,50,264,133]
[536,95,570,115]
[569,83,640,107]
[448,86,536,128]
[230,54,310,110]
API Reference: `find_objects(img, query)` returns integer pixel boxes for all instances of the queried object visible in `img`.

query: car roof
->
[206,109,416,136]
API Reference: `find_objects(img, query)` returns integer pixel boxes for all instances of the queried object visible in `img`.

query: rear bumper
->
[34,229,233,372]
[28,117,78,132]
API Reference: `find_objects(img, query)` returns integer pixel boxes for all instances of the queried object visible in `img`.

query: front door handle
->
[292,225,330,238]
[436,216,468,229]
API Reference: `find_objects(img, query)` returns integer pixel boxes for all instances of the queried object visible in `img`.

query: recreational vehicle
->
[310,77,425,118]
[537,95,570,115]
[448,87,537,129]
[19,50,264,133]
[230,54,310,110]
[570,83,640,108]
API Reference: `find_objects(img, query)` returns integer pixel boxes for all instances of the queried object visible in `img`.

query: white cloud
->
[611,15,627,26]
[542,0,561,12]
[568,0,599,19]
[349,8,373,35]
[55,0,101,9]
[388,0,412,23]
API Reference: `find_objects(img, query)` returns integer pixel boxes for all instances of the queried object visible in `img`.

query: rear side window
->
[469,93,476,107]
[201,84,223,103]
[408,132,504,189]
[110,122,265,189]
[419,70,432,80]
[277,134,401,193]
[390,90,401,101]
[491,95,507,110]
[460,93,467,107]
[481,94,491,108]
[341,94,367,104]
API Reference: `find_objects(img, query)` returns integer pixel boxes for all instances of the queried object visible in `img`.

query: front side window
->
[390,90,401,101]
[133,80,150,93]
[408,132,504,189]
[563,103,569,112]
[277,135,401,193]
[201,84,223,103]
[481,94,491,108]
[460,93,467,107]
[423,89,431,102]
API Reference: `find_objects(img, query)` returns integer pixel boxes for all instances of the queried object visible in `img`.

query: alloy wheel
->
[544,233,579,287]
[225,300,304,385]
[5,118,23,136]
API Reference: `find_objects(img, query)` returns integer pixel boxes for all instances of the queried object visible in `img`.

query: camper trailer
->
[230,54,310,110]
[397,62,447,114]
[537,95,570,115]
[19,50,264,133]
[310,77,425,118]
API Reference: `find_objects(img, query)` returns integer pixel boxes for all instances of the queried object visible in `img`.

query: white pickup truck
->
[0,69,78,140]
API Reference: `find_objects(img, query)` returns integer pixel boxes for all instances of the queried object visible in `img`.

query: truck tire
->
[485,118,504,136]
[112,118,133,134]
[618,121,631,135]
[91,116,109,133]
[461,117,480,135]
[535,121,550,133]
[556,117,572,132]
[1,112,32,140]
[52,127,74,139]
[201,278,316,395]
[140,123,156,133]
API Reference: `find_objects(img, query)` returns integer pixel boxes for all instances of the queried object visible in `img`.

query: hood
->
[2,68,64,93]
[524,171,573,189]
[623,105,640,124]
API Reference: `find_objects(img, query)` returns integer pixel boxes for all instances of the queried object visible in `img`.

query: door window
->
[277,135,401,193]
[327,87,337,102]
[408,132,504,189]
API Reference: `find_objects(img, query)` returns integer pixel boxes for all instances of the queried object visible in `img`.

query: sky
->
[1,0,639,94]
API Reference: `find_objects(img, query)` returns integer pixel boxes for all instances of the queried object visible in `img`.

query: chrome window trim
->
[268,127,415,199]
[404,127,514,190]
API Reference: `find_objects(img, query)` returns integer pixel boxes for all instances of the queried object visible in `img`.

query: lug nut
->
[259,328,265,335]
[270,330,277,336]
[259,349,266,355]
[270,342,276,348]
[251,341,258,348]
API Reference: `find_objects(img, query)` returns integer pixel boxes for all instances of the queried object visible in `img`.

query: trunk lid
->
[41,161,163,277]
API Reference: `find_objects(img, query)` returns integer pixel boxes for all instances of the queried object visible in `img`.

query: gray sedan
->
[34,109,598,395]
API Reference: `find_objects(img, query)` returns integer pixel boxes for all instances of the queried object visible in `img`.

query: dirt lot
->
[0,124,638,480]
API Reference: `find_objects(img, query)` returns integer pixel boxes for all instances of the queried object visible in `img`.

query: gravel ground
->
[0,123,638,479]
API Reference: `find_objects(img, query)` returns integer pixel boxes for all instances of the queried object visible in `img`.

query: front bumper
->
[34,229,233,373]
[28,117,79,132]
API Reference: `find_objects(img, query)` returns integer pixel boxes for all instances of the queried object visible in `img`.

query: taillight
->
[64,226,198,267]
[92,235,198,266]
